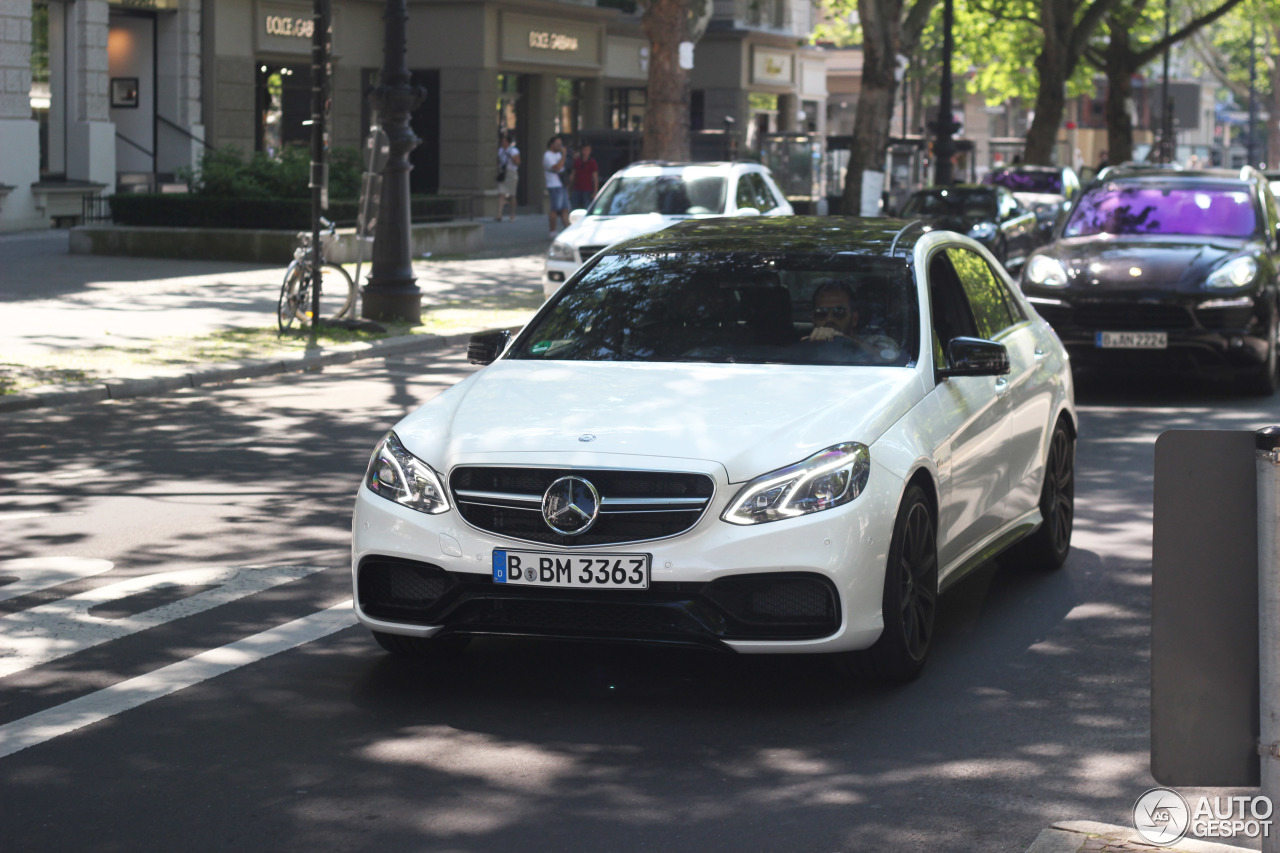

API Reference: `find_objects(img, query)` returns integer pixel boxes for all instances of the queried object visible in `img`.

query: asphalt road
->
[2,354,1277,853]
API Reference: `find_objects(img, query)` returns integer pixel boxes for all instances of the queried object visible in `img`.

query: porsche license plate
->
[492,550,650,590]
[1096,331,1168,349]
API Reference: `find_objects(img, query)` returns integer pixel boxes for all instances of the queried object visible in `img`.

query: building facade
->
[0,0,827,231]
[2,0,203,231]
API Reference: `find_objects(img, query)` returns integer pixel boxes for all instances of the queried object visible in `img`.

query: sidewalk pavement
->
[0,213,552,413]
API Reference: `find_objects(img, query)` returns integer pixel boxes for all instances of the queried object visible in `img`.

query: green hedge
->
[107,194,463,229]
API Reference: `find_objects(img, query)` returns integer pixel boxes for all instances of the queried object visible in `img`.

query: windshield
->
[509,252,920,367]
[588,171,728,216]
[983,169,1063,194]
[1063,185,1258,238]
[900,190,996,219]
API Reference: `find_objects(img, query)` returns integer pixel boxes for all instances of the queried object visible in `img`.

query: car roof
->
[603,216,927,258]
[1093,167,1261,186]
[990,164,1063,174]
[617,160,763,173]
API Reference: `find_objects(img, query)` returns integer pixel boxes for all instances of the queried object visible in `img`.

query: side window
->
[946,247,1017,339]
[752,174,778,211]
[735,176,757,211]
[928,252,980,368]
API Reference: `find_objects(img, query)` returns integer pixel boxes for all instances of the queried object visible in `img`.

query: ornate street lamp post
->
[362,0,424,324]
[933,0,956,186]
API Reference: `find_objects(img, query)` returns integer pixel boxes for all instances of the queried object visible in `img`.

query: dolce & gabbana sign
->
[529,31,579,52]
[500,12,601,69]
[257,3,339,54]
[752,47,794,85]
[264,13,313,39]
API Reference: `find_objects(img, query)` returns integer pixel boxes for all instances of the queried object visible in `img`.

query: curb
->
[1027,821,1257,852]
[0,331,473,414]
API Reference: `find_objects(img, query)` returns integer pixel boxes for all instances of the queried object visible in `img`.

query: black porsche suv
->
[1019,166,1280,393]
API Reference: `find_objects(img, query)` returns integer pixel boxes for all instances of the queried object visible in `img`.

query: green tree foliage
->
[1085,0,1246,164]
[1192,0,1280,163]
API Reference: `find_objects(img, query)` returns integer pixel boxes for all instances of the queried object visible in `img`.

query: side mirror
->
[734,207,761,217]
[937,337,1010,378]
[569,209,587,225]
[468,329,512,365]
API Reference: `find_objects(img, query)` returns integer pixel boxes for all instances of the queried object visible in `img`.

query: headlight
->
[1025,254,1069,287]
[1205,257,1258,289]
[365,431,450,515]
[969,222,997,240]
[548,241,576,261]
[722,443,870,525]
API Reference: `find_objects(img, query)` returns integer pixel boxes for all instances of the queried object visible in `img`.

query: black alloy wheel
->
[1011,419,1075,571]
[854,485,938,681]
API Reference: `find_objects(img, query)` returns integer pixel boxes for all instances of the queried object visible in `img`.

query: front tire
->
[1009,419,1074,571]
[856,485,938,681]
[277,262,308,332]
[1244,312,1280,396]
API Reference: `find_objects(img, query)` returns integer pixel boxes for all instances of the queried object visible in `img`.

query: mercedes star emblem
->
[542,476,601,535]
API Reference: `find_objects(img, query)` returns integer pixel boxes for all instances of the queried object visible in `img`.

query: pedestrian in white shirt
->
[543,136,570,238]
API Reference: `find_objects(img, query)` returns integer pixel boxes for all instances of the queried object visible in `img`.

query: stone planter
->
[69,221,484,264]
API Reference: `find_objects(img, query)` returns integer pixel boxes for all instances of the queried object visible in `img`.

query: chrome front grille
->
[449,466,716,547]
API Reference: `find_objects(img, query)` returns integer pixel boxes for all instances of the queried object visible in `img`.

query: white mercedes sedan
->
[353,217,1076,681]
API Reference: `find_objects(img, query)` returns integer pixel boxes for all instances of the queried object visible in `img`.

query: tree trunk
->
[842,0,903,215]
[1024,3,1071,165]
[641,0,691,161]
[1103,23,1138,165]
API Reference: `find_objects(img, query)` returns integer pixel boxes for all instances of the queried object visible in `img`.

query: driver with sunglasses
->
[804,280,902,362]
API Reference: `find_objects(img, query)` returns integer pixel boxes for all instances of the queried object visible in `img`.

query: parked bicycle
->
[277,217,357,332]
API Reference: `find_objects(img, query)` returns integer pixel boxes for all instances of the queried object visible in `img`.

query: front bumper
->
[543,259,581,298]
[1026,293,1271,373]
[352,460,902,654]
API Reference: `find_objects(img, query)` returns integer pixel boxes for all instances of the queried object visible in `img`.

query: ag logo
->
[1133,787,1190,845]
[541,476,601,535]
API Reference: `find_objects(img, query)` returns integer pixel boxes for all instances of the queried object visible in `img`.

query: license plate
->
[1096,331,1168,349]
[492,550,650,590]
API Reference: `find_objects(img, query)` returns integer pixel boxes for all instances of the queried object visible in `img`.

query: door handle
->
[995,376,1009,392]
[1034,347,1047,360]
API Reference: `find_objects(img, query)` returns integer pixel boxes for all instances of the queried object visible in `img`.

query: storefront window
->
[31,1,65,178]
[748,92,778,151]
[497,73,521,137]
[556,77,583,136]
[748,0,785,28]
[608,87,645,132]
[256,63,308,157]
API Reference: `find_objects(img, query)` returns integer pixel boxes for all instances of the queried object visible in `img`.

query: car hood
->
[1043,235,1258,291]
[393,360,923,483]
[560,214,698,250]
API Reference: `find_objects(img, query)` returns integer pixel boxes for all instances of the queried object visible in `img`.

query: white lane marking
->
[0,557,115,603]
[0,601,356,759]
[0,565,327,678]
[0,511,85,521]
